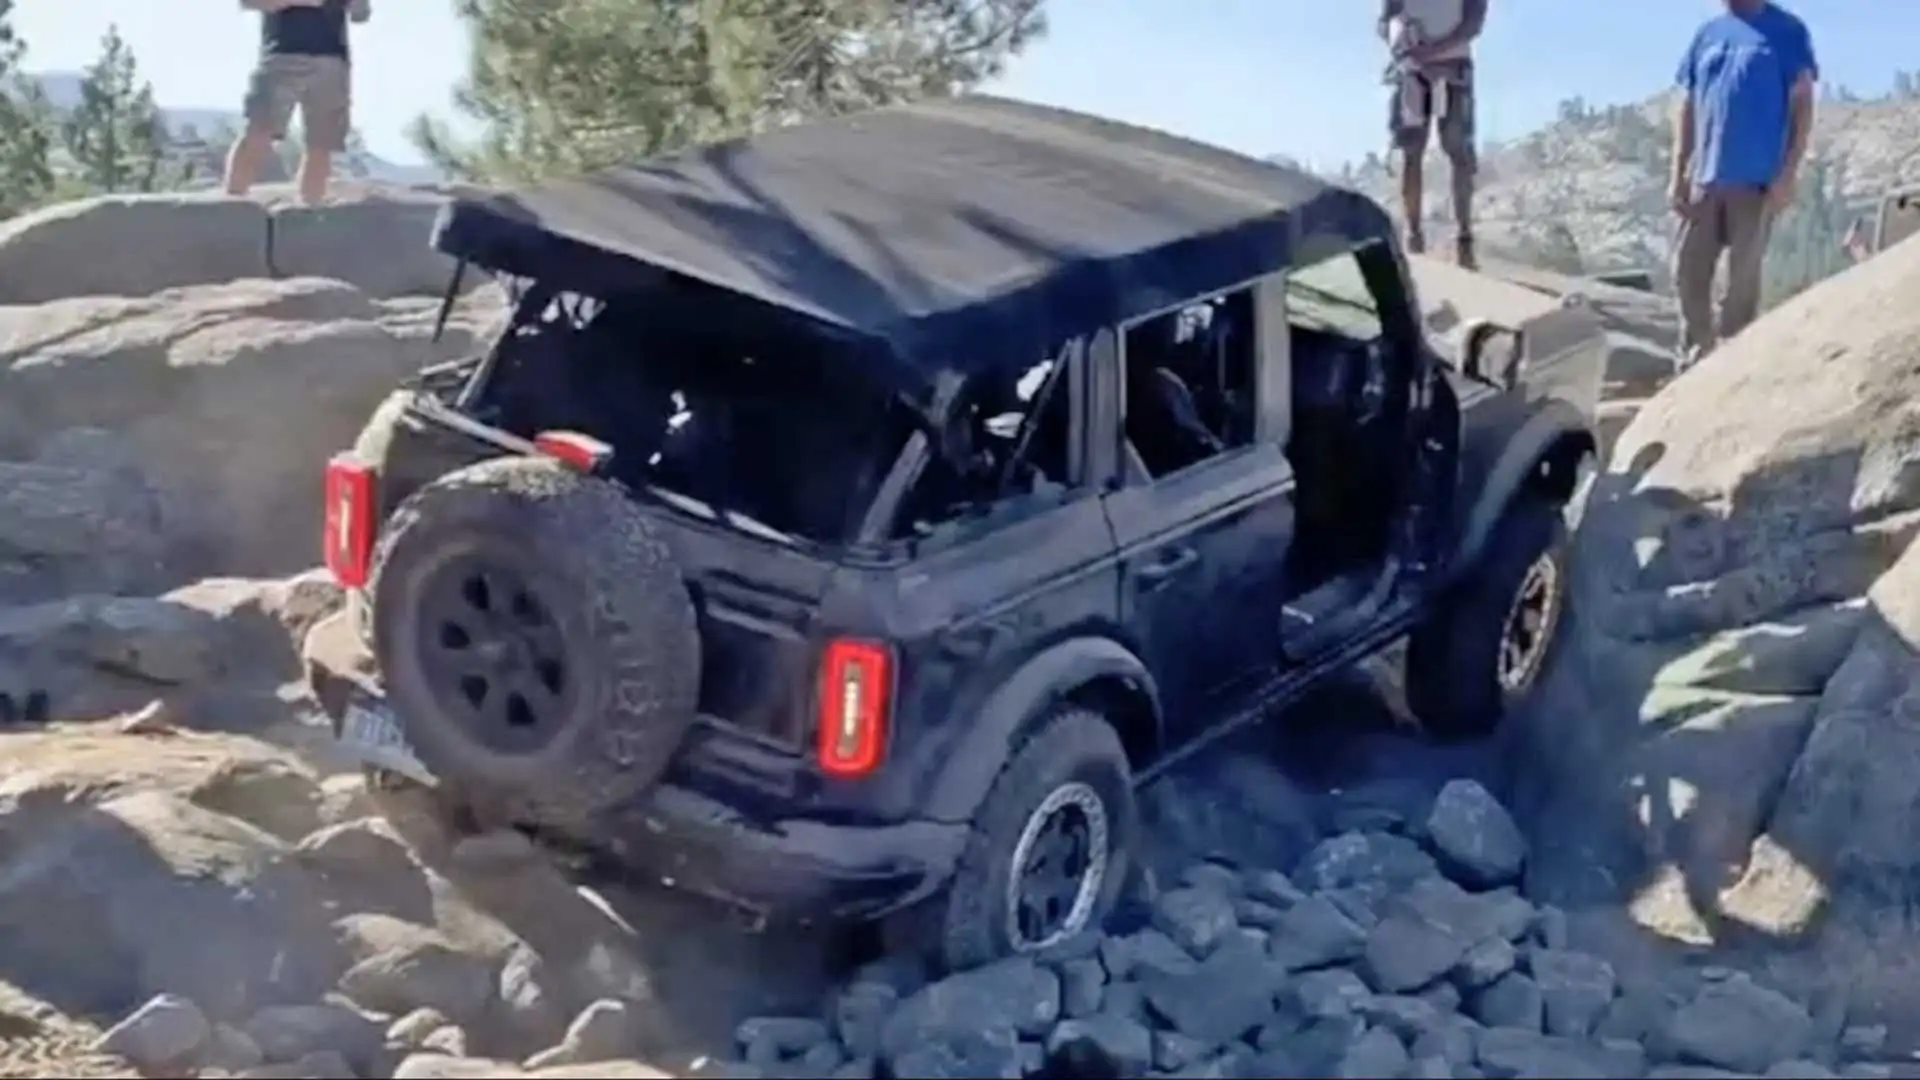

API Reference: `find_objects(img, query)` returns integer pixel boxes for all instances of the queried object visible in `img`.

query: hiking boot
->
[1454,234,1477,270]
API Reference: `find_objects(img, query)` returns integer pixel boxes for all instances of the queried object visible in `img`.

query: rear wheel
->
[369,455,700,839]
[933,706,1135,971]
[1405,495,1568,741]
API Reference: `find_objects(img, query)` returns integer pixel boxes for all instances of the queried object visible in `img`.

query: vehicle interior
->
[1116,248,1406,596]
[464,282,918,545]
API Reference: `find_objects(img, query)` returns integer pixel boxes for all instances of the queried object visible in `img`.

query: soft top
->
[433,95,1393,389]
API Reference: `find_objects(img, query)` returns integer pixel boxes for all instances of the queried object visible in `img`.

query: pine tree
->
[0,0,55,218]
[412,0,1046,183]
[61,25,169,194]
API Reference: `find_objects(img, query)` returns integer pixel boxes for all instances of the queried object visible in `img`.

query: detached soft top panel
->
[433,95,1394,385]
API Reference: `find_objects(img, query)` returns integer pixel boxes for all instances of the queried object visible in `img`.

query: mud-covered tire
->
[934,706,1135,971]
[369,454,699,838]
[1405,495,1568,741]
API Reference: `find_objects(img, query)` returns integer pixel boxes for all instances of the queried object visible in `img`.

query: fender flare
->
[1457,397,1595,566]
[923,636,1160,822]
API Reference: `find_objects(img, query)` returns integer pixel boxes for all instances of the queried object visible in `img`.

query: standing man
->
[1669,0,1817,366]
[223,0,371,206]
[1380,0,1489,269]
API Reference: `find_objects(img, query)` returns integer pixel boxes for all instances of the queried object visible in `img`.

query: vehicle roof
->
[432,94,1395,391]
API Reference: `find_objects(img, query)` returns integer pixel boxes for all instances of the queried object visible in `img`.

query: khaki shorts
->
[1390,58,1476,165]
[244,54,351,151]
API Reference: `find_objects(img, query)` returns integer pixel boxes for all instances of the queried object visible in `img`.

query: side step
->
[1280,562,1399,664]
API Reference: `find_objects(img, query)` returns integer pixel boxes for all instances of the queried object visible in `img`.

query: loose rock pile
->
[687,780,1900,1079]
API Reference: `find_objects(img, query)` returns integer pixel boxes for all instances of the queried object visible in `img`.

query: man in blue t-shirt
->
[1669,0,1817,365]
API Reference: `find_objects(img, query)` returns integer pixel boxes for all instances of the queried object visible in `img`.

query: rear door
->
[1098,283,1297,735]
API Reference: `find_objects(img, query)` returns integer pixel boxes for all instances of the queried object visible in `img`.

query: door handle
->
[1136,545,1199,586]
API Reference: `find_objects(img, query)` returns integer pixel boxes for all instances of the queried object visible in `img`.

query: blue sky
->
[16,0,1905,169]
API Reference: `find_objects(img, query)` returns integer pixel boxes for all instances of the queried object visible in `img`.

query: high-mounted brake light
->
[323,453,376,589]
[533,430,613,473]
[816,638,893,778]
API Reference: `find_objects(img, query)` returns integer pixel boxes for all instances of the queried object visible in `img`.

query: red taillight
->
[533,430,613,473]
[323,453,377,589]
[816,638,893,778]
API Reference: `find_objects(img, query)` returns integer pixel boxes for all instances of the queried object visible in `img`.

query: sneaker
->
[1405,228,1427,255]
[1454,234,1477,270]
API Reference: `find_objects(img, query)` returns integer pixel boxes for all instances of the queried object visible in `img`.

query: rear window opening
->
[461,283,919,546]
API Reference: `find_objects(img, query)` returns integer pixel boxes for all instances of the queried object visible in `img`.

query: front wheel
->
[1405,495,1569,741]
[932,706,1136,972]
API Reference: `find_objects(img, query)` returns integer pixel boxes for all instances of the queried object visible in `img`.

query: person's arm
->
[1669,30,1701,206]
[1774,24,1818,201]
[1379,0,1403,41]
[1416,0,1488,57]
[348,0,370,23]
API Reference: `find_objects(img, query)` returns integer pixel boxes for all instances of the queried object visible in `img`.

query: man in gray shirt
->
[1380,0,1489,269]
[222,0,370,205]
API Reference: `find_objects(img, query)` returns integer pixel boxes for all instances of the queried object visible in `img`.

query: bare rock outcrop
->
[1515,232,1920,1027]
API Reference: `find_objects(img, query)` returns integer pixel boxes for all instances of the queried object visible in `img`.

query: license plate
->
[339,702,436,787]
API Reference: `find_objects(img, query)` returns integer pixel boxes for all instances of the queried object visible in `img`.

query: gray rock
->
[1251,1014,1369,1075]
[1469,972,1543,1032]
[1410,1019,1479,1068]
[495,943,565,1045]
[338,940,493,1026]
[1046,1013,1153,1076]
[834,981,897,1060]
[1337,1025,1411,1078]
[1659,975,1814,1074]
[1056,957,1105,1018]
[1839,1024,1889,1061]
[387,1008,454,1051]
[880,958,1059,1060]
[1767,1061,1839,1078]
[243,1000,382,1071]
[737,1015,832,1066]
[1142,939,1284,1048]
[1473,1026,1611,1078]
[1295,831,1439,901]
[1408,1054,1456,1079]
[1244,869,1306,909]
[1103,981,1148,1023]
[1153,1030,1211,1072]
[1180,861,1245,897]
[1288,968,1372,1019]
[1528,948,1616,1037]
[887,1025,1024,1079]
[1424,780,1527,887]
[1359,995,1447,1042]
[202,1024,265,1073]
[94,993,210,1072]
[1361,911,1471,993]
[1152,886,1241,958]
[1418,979,1464,1014]
[1453,936,1518,990]
[1100,928,1198,982]
[1530,904,1570,949]
[1268,893,1369,972]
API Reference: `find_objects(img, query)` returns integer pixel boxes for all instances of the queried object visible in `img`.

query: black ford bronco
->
[307,96,1605,971]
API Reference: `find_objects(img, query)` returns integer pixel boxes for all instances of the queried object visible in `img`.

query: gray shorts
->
[244,54,351,151]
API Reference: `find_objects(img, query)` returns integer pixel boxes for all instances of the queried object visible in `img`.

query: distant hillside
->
[1330,89,1920,302]
[27,70,443,187]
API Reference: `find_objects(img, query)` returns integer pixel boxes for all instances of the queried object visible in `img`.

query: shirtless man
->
[1380,0,1489,269]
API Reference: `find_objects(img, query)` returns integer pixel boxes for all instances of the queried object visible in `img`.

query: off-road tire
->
[368,454,699,839]
[935,706,1135,971]
[1405,494,1568,741]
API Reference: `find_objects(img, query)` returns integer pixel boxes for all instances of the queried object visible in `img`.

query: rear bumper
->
[306,646,965,925]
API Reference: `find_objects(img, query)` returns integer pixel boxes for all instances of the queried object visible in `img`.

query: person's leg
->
[1392,74,1435,253]
[295,57,352,206]
[1436,61,1478,269]
[223,60,295,196]
[1671,189,1729,365]
[1719,186,1773,343]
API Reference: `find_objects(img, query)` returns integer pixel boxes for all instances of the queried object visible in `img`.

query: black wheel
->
[934,706,1135,971]
[1405,495,1568,741]
[368,455,699,839]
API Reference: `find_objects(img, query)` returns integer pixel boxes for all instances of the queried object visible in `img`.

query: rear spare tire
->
[369,454,699,837]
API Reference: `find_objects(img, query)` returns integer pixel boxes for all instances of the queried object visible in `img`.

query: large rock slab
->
[1514,233,1920,1026]
[269,188,465,299]
[0,278,434,579]
[0,194,272,304]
